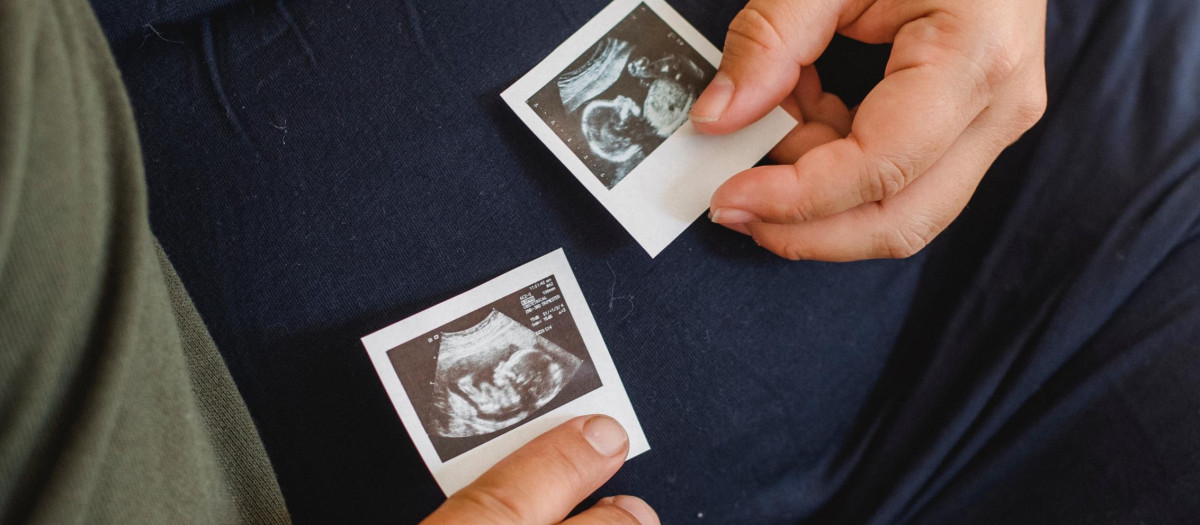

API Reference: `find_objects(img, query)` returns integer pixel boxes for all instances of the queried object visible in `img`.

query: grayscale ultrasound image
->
[527,4,715,189]
[432,310,581,438]
[388,277,602,462]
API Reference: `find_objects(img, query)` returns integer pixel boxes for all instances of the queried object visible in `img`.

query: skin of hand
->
[422,415,658,525]
[691,0,1049,261]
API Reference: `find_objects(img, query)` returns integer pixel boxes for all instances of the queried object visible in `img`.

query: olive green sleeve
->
[0,0,289,522]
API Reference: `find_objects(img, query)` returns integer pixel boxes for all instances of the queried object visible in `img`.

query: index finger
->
[711,13,995,224]
[423,415,630,525]
[689,0,847,134]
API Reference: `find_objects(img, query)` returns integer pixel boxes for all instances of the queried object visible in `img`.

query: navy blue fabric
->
[90,0,243,46]
[93,0,1200,523]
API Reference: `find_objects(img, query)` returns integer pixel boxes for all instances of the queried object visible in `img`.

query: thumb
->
[689,0,845,134]
[423,415,633,524]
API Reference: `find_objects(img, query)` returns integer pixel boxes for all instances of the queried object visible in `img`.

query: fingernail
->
[710,207,759,225]
[582,415,627,457]
[689,71,733,123]
[610,495,659,525]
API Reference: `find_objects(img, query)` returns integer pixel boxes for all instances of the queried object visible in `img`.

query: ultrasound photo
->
[387,276,602,461]
[527,3,716,189]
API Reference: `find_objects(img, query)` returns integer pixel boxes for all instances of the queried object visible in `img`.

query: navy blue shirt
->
[94,0,1200,522]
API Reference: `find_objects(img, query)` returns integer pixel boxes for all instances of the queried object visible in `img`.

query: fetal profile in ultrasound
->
[388,277,602,461]
[433,310,580,437]
[527,3,715,189]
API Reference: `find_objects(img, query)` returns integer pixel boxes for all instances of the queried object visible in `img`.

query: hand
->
[691,0,1048,261]
[422,415,657,525]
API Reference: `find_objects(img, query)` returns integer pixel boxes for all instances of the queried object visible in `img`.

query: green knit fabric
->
[0,0,290,522]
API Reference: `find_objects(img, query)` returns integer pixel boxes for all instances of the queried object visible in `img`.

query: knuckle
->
[876,217,940,259]
[449,487,526,524]
[787,164,820,222]
[726,7,787,55]
[976,37,1023,87]
[545,443,591,492]
[902,13,1019,101]
[899,14,971,69]
[897,19,960,67]
[788,201,817,224]
[878,229,926,259]
[780,243,809,261]
[770,236,811,261]
[995,84,1048,145]
[929,11,1019,83]
[862,154,910,202]
[1013,86,1048,129]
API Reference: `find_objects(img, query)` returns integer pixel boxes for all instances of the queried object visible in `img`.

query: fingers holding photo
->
[689,0,850,134]
[736,104,1020,261]
[424,415,657,525]
[701,0,1048,261]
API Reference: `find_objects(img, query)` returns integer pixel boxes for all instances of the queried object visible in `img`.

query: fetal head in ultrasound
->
[527,3,715,189]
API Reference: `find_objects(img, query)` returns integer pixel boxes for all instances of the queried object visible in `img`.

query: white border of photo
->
[362,249,649,495]
[502,0,796,257]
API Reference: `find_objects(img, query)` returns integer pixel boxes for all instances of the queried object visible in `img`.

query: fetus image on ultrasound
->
[388,276,602,461]
[432,310,581,438]
[527,4,715,189]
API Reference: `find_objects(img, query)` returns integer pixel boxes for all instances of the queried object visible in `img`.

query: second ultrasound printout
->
[526,4,714,189]
[503,0,796,257]
[362,249,648,495]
